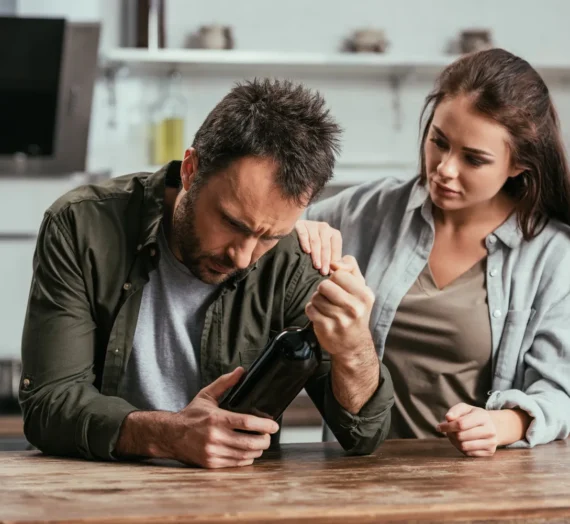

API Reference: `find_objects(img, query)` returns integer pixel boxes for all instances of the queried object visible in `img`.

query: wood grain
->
[1,439,569,523]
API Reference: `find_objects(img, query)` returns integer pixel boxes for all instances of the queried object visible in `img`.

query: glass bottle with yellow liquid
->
[151,70,186,166]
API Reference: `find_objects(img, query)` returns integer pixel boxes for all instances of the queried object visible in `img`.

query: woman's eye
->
[466,155,485,167]
[430,137,448,150]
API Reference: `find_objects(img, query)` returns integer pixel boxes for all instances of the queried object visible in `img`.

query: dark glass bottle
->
[219,323,322,421]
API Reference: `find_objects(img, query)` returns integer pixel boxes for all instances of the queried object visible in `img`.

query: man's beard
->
[171,189,248,285]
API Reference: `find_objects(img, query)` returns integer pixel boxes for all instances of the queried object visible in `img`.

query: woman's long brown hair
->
[419,48,570,240]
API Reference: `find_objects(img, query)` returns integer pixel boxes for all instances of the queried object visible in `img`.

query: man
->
[20,79,394,468]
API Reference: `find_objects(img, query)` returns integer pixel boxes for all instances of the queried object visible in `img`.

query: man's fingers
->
[306,294,338,318]
[207,443,265,461]
[321,272,374,304]
[330,255,364,281]
[200,367,245,402]
[217,428,272,452]
[202,456,256,469]
[222,411,279,435]
[314,280,355,309]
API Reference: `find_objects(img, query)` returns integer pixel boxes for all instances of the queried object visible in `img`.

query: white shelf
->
[102,48,456,76]
[102,48,570,78]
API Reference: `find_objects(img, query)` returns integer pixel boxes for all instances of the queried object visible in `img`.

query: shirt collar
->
[405,176,524,248]
[406,177,430,211]
[493,213,524,248]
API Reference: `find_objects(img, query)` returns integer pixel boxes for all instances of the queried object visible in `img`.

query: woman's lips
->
[433,181,460,196]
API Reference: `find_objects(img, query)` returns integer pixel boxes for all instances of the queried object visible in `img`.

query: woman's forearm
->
[489,408,533,446]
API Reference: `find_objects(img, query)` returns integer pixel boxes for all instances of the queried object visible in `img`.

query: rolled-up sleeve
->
[306,361,393,454]
[486,291,570,448]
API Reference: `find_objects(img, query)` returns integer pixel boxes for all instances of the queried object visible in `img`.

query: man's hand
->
[305,255,379,414]
[115,367,280,469]
[305,255,375,360]
[437,403,499,457]
[295,220,343,275]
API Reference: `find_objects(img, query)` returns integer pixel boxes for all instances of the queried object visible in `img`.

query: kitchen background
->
[1,0,569,447]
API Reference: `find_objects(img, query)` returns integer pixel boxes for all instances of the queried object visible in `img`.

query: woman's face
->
[424,95,523,212]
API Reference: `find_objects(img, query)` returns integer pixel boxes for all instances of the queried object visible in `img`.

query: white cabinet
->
[0,241,36,358]
[0,176,103,358]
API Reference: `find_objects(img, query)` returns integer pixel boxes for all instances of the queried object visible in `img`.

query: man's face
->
[172,151,307,284]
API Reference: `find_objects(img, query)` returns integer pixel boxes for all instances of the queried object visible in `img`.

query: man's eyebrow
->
[221,211,288,240]
[222,211,254,235]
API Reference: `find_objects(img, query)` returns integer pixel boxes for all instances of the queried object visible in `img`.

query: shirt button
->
[22,378,30,389]
[493,309,502,318]
[114,348,120,354]
[488,235,497,244]
[489,269,498,277]
[136,244,143,252]
[123,282,132,291]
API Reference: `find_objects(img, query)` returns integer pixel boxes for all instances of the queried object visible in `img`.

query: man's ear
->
[181,148,198,190]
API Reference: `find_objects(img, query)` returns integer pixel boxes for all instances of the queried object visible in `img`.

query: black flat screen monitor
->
[0,17,65,157]
[0,17,100,175]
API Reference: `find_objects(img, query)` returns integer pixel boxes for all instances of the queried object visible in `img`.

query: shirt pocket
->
[238,349,262,370]
[495,308,535,382]
[238,329,279,370]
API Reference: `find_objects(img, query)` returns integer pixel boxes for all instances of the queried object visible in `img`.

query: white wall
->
[16,0,570,179]
[3,0,570,358]
[0,0,16,14]
[86,0,570,180]
[163,0,569,58]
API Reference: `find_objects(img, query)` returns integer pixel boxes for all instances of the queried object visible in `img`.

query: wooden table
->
[1,439,569,524]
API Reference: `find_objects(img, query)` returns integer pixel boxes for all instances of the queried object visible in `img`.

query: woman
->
[298,48,570,457]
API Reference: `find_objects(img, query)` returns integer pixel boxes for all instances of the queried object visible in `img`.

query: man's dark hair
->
[191,78,342,205]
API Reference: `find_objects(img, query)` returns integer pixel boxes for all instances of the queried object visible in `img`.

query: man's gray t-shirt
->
[120,228,219,412]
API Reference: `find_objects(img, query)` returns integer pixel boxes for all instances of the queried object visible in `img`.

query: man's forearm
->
[330,345,380,415]
[114,411,176,460]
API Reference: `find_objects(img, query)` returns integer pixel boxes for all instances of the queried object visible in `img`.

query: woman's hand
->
[437,403,499,457]
[295,220,343,275]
